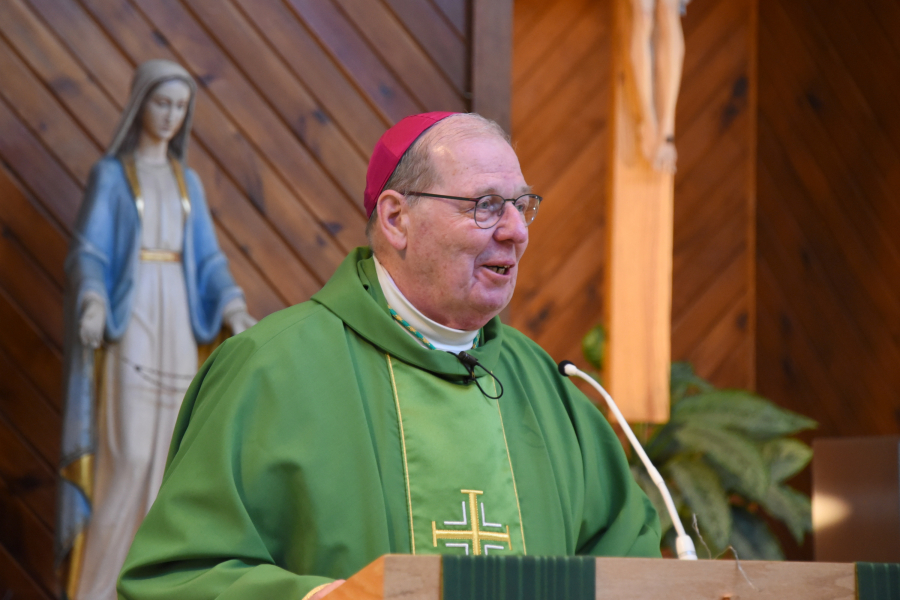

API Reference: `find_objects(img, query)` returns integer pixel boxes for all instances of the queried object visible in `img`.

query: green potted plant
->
[582,325,816,559]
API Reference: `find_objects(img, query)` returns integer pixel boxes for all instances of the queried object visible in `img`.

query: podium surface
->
[323,555,868,600]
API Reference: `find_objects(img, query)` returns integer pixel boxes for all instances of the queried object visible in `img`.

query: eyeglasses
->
[405,191,542,229]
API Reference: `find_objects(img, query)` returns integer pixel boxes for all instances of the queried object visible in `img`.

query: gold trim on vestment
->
[386,354,416,554]
[123,154,192,223]
[169,157,192,221]
[63,531,86,600]
[493,379,527,554]
[139,248,182,262]
[60,454,95,505]
[123,154,144,221]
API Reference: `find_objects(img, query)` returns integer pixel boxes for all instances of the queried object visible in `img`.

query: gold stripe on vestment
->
[140,248,182,262]
[386,354,416,554]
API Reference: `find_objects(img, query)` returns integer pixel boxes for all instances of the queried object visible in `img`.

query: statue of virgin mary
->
[56,59,256,600]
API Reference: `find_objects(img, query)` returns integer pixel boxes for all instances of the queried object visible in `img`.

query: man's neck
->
[373,255,478,352]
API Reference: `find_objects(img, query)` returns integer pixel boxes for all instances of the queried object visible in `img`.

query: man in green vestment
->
[118,112,661,600]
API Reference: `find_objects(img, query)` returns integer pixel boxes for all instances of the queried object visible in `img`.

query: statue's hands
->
[226,309,257,335]
[222,298,256,335]
[653,139,678,174]
[310,580,346,600]
[79,296,106,349]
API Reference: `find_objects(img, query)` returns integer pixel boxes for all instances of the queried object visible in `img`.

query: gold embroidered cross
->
[431,489,511,555]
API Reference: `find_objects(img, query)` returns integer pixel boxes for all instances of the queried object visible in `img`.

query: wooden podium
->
[323,555,864,600]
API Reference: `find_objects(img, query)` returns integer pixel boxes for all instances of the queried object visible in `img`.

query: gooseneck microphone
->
[557,360,698,560]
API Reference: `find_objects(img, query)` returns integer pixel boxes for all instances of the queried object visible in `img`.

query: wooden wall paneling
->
[671,156,746,298]
[512,0,591,94]
[818,1,900,144]
[383,0,467,91]
[511,0,603,143]
[756,123,896,433]
[0,98,83,231]
[757,64,900,392]
[471,0,512,131]
[0,223,64,351]
[330,0,466,111]
[0,409,57,594]
[430,0,467,36]
[756,254,863,437]
[672,238,747,358]
[683,295,750,386]
[767,1,900,257]
[0,168,67,289]
[513,132,606,305]
[229,0,387,153]
[0,0,112,148]
[283,0,425,122]
[513,0,557,46]
[0,36,99,186]
[0,416,56,529]
[0,540,51,600]
[680,0,747,94]
[760,8,900,317]
[670,0,756,389]
[513,57,607,190]
[183,0,371,206]
[517,234,605,360]
[0,292,62,410]
[756,134,897,434]
[510,0,610,367]
[0,347,61,467]
[0,472,56,597]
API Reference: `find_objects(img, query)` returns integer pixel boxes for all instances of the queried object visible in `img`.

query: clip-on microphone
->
[453,351,504,399]
[558,360,698,560]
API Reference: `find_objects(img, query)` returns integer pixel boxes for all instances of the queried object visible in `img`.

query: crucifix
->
[604,0,687,423]
[431,490,512,555]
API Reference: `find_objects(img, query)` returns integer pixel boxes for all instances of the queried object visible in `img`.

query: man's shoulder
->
[497,323,553,362]
[223,299,340,358]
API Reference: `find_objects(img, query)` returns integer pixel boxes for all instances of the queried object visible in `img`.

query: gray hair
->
[365,113,510,245]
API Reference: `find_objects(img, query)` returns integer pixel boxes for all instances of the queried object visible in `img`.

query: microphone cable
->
[451,351,504,399]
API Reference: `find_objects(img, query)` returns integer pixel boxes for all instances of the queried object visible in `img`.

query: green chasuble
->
[118,248,661,600]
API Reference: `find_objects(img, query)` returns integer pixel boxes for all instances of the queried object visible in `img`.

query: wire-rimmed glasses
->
[405,191,542,229]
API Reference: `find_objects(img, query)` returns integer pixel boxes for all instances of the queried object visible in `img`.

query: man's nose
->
[493,202,528,244]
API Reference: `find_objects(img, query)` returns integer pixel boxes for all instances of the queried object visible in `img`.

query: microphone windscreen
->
[557,360,575,376]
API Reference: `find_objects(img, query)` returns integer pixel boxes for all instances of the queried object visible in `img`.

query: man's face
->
[398,132,530,330]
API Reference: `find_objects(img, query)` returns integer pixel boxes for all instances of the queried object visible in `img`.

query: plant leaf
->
[729,506,785,560]
[670,362,714,404]
[671,424,769,501]
[665,456,732,551]
[670,390,817,440]
[630,464,674,535]
[761,438,813,483]
[581,324,607,371]
[762,483,812,544]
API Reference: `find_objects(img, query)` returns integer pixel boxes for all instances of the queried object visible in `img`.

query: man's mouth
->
[485,265,511,275]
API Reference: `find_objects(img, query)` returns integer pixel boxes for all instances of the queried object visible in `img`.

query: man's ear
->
[376,190,410,251]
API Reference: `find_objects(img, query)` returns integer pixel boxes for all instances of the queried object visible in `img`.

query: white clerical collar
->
[373,254,479,352]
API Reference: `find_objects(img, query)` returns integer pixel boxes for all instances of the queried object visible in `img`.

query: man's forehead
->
[430,133,526,189]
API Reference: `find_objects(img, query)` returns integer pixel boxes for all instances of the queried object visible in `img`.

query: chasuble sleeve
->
[497,327,662,558]
[564,387,663,558]
[117,329,340,600]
